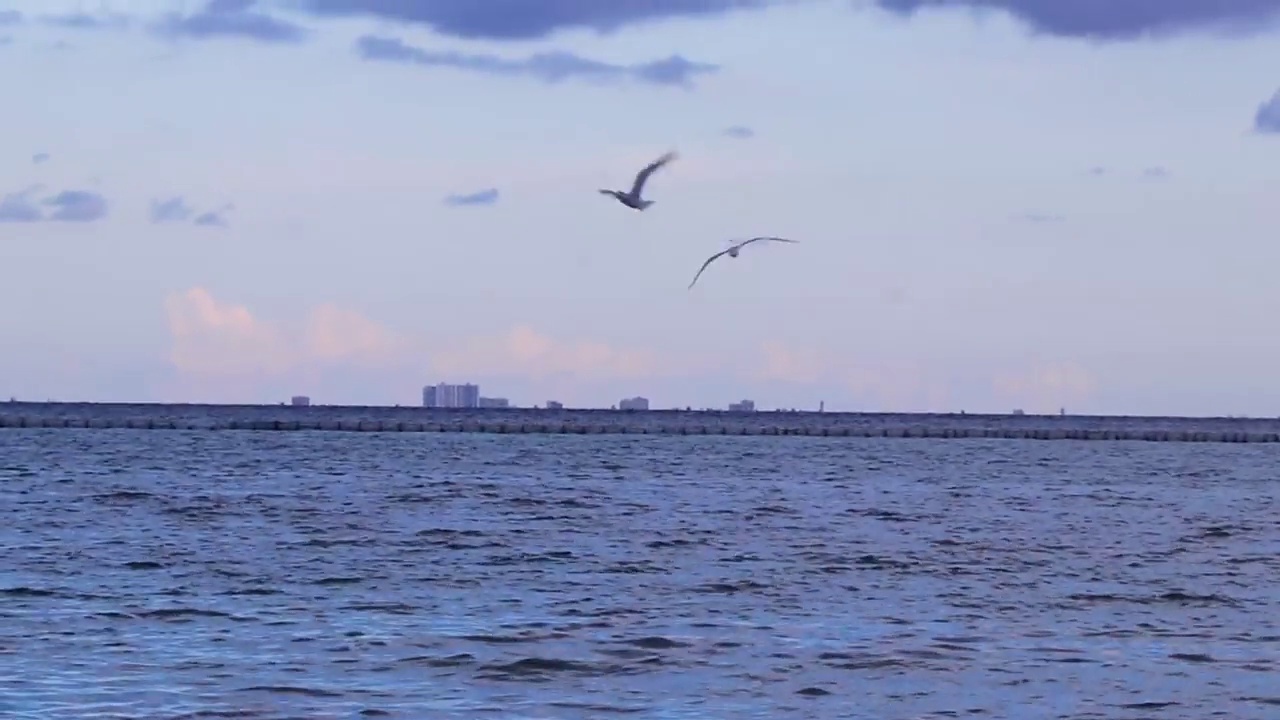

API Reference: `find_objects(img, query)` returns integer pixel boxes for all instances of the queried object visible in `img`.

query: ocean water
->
[1,429,1278,719]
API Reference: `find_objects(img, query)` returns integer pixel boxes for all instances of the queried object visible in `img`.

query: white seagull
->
[688,236,799,289]
[599,151,677,211]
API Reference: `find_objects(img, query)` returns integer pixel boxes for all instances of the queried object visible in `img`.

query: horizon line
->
[0,399,1274,422]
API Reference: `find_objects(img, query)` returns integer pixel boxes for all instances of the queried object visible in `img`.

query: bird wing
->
[688,247,733,289]
[741,236,799,248]
[630,151,677,196]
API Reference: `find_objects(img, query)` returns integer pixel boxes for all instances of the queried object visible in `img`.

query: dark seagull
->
[599,150,678,211]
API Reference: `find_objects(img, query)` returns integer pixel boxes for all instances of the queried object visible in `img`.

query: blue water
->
[2,429,1278,719]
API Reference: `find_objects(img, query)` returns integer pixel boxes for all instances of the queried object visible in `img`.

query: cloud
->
[355,35,717,88]
[874,0,1280,40]
[153,0,308,43]
[0,186,108,223]
[165,287,297,377]
[150,196,194,223]
[432,325,669,382]
[1255,89,1280,134]
[42,190,108,222]
[0,188,42,222]
[723,125,755,139]
[150,196,233,227]
[748,342,959,411]
[31,152,49,164]
[39,12,131,30]
[1142,166,1170,180]
[302,0,769,41]
[161,286,680,401]
[444,188,499,207]
[194,208,232,227]
[992,361,1096,415]
[0,10,20,26]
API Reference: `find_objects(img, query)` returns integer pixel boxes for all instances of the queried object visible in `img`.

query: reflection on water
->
[1,430,1278,718]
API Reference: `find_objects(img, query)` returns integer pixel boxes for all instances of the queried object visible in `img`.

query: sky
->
[1,0,1279,416]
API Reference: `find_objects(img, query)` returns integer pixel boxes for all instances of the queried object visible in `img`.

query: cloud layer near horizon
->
[159,287,1095,412]
[163,287,690,404]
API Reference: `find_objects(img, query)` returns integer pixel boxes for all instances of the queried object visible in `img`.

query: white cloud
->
[160,286,692,403]
[992,361,1096,415]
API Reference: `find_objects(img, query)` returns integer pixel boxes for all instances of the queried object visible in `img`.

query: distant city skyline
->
[422,382,481,409]
[2,2,1279,416]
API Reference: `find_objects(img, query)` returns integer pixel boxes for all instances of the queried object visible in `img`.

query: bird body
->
[688,236,799,289]
[600,151,677,211]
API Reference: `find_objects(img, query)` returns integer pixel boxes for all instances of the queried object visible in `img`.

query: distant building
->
[478,396,510,409]
[423,383,480,408]
[545,400,563,410]
[728,399,755,412]
[619,396,649,411]
[290,395,311,407]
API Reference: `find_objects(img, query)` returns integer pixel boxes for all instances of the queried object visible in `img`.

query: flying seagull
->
[688,236,799,289]
[599,151,677,211]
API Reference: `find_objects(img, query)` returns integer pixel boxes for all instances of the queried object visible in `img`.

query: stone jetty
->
[1,405,1278,443]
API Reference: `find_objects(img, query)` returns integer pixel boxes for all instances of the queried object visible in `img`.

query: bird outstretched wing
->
[688,247,733,289]
[742,236,799,248]
[630,151,678,196]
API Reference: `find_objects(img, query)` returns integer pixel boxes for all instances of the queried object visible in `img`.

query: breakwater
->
[2,403,1279,443]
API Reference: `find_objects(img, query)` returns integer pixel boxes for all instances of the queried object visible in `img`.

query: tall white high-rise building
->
[422,383,480,408]
[619,396,649,411]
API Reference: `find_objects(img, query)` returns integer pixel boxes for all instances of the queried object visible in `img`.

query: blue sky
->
[2,0,1279,415]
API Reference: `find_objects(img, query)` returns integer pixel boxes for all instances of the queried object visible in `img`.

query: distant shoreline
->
[0,398,1269,422]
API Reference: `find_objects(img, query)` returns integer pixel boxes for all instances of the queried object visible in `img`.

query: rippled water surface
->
[2,430,1278,719]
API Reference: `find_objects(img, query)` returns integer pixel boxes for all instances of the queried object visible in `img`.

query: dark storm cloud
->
[302,0,770,40]
[874,0,1280,40]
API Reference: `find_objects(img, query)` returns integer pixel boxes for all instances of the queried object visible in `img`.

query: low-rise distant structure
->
[478,397,510,409]
[290,395,311,407]
[619,396,649,411]
[545,400,563,410]
[728,399,755,412]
